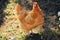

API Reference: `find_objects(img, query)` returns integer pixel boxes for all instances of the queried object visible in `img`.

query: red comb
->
[33,2,37,5]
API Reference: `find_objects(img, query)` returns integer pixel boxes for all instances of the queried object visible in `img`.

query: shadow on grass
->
[0,0,9,26]
[25,33,42,40]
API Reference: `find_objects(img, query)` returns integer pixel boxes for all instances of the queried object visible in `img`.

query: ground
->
[0,0,60,40]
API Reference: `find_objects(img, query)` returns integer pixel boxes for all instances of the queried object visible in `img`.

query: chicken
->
[15,2,44,34]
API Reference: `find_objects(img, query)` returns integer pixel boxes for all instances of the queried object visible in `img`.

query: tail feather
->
[15,3,23,14]
[15,3,27,20]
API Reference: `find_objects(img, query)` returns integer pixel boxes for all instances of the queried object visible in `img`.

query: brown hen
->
[15,2,44,34]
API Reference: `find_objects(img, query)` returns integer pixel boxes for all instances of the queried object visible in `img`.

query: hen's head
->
[33,2,38,8]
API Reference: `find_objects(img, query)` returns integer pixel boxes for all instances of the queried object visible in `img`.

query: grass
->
[0,0,60,40]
